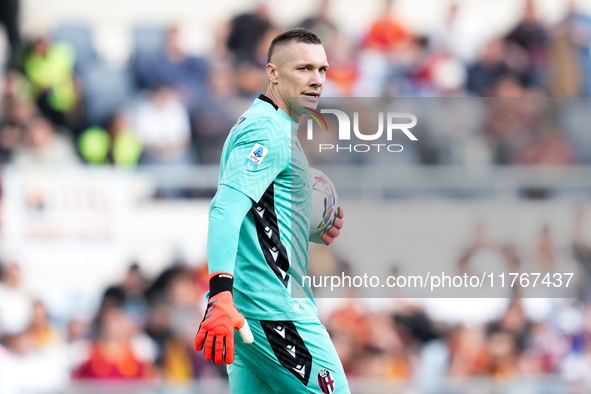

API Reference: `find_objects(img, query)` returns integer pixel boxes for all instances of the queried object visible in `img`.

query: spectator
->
[557,301,591,385]
[2,70,33,116]
[396,309,449,393]
[354,0,415,97]
[551,0,591,97]
[549,13,583,97]
[487,300,533,355]
[323,32,359,97]
[161,267,210,381]
[28,301,63,349]
[487,330,519,379]
[23,35,81,128]
[482,89,534,164]
[73,302,153,379]
[0,328,71,392]
[0,263,71,393]
[101,263,148,327]
[192,58,244,164]
[144,265,220,381]
[429,2,489,64]
[148,25,210,111]
[78,110,142,166]
[0,72,36,162]
[297,0,358,97]
[515,121,576,166]
[491,73,529,97]
[325,300,374,376]
[11,115,80,167]
[133,86,194,168]
[165,268,200,345]
[0,102,34,164]
[233,56,273,97]
[299,0,338,47]
[448,324,492,378]
[143,301,171,377]
[221,2,278,98]
[363,0,411,52]
[504,0,549,89]
[224,0,273,66]
[0,262,33,338]
[467,38,513,96]
[429,55,469,97]
[0,120,21,163]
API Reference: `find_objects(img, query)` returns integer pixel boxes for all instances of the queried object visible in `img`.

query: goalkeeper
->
[194,28,349,394]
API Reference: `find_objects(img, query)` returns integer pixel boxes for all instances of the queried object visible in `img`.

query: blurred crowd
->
[0,259,220,392]
[1,0,591,173]
[313,216,591,392]
[1,214,591,392]
[1,0,591,392]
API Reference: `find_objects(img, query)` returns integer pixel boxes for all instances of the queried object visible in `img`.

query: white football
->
[309,168,338,235]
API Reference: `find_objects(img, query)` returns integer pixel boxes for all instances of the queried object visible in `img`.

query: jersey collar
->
[258,94,294,125]
[258,94,278,110]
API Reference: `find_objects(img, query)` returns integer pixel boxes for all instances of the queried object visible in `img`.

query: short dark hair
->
[267,28,322,64]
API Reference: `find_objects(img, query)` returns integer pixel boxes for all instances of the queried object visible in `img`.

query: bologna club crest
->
[317,368,335,394]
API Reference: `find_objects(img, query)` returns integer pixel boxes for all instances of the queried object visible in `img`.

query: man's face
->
[269,41,329,112]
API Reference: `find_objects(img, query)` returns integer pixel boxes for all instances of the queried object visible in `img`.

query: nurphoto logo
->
[304,107,418,153]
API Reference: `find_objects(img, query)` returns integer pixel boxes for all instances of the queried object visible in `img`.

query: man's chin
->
[291,96,319,113]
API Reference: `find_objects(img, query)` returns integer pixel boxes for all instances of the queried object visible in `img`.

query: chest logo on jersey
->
[245,143,269,170]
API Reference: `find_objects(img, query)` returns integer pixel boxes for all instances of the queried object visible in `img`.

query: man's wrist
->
[209,272,234,297]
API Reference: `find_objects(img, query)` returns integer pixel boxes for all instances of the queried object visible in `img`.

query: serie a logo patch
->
[317,368,335,394]
[245,143,269,169]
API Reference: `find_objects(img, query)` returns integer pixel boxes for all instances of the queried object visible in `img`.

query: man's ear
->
[266,63,278,85]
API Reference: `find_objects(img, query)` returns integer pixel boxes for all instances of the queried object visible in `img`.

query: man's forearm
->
[207,184,254,274]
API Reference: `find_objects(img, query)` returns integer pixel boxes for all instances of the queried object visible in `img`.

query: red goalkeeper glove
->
[194,272,254,364]
[321,207,344,245]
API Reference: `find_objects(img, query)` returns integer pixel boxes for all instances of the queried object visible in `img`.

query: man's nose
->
[310,70,324,87]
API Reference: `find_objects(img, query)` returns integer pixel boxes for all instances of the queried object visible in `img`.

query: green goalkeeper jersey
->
[212,95,317,321]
